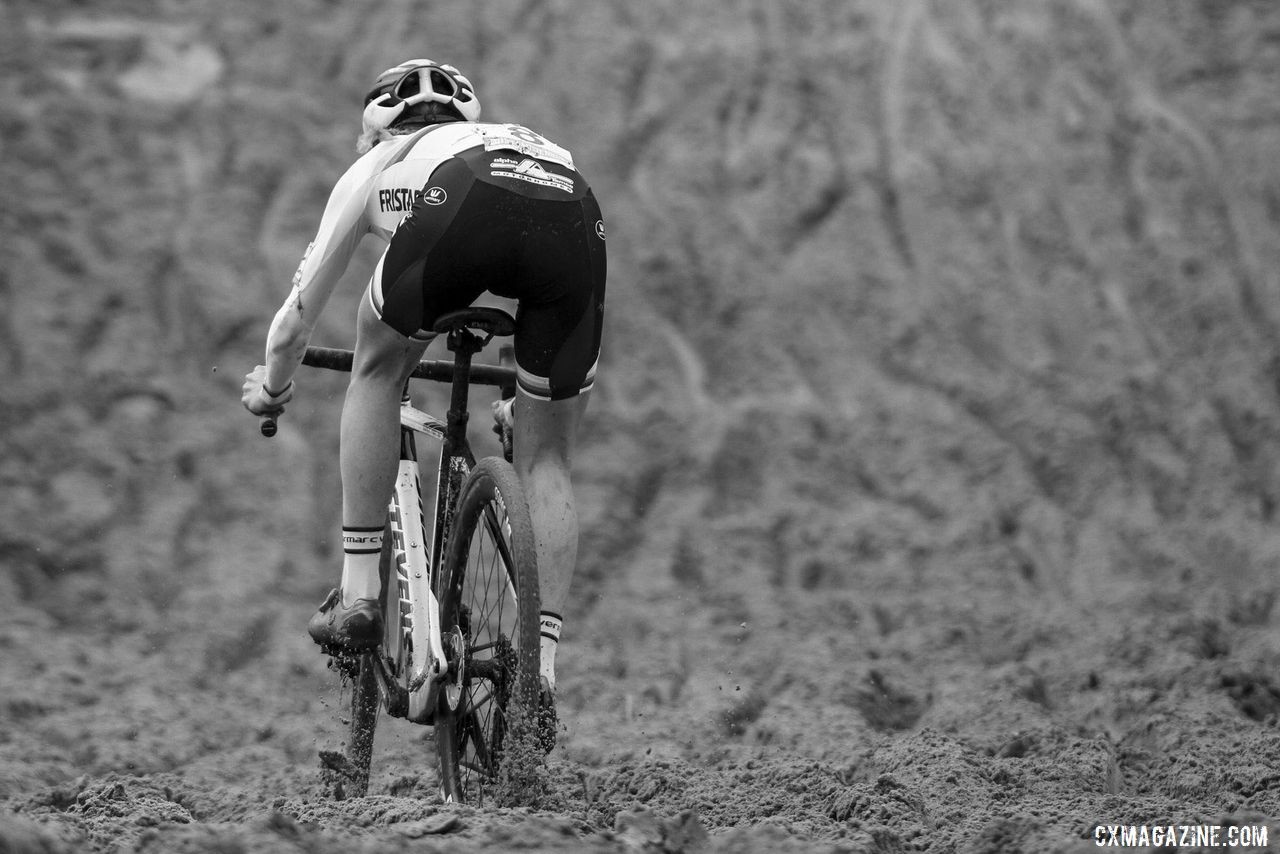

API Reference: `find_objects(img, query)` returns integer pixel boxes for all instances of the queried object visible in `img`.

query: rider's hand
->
[491,397,515,431]
[491,397,515,462]
[362,93,406,136]
[242,365,293,416]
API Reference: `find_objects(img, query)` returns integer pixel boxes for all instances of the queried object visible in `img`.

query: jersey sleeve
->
[284,160,377,324]
[262,156,378,392]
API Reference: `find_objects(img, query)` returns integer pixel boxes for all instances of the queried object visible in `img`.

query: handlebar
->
[302,346,516,386]
[260,345,517,438]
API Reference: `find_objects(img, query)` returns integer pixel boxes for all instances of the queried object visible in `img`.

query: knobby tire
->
[345,654,379,797]
[341,527,394,797]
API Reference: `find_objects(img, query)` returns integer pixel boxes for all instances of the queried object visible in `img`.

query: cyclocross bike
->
[261,306,541,804]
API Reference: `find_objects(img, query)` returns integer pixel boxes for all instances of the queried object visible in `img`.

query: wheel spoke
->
[461,707,493,775]
[467,682,494,709]
[482,505,520,600]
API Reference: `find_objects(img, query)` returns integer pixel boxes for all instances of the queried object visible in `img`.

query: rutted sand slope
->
[3,1,1280,851]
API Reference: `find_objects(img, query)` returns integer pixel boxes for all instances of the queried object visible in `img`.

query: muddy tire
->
[343,653,379,797]
[434,456,541,804]
[341,525,393,798]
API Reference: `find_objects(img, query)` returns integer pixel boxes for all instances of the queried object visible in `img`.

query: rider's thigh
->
[353,280,431,381]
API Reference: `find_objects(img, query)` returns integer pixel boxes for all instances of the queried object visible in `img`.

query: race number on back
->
[479,124,575,169]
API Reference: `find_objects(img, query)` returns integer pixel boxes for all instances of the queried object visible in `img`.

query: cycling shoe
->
[307,588,382,651]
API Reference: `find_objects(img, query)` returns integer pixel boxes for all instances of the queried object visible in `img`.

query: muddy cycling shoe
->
[307,588,382,651]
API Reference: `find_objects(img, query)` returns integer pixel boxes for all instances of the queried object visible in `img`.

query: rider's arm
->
[263,162,375,394]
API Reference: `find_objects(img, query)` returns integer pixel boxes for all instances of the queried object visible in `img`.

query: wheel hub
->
[443,624,466,712]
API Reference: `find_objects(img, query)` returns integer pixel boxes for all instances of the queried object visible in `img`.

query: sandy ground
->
[2,527,1277,853]
[3,4,1280,851]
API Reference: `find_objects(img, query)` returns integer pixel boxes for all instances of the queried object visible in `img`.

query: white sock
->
[341,526,383,606]
[539,611,562,689]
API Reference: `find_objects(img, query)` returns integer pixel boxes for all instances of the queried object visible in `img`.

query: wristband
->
[262,381,293,401]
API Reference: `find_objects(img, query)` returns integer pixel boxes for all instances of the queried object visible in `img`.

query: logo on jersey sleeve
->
[291,241,315,288]
[377,186,447,212]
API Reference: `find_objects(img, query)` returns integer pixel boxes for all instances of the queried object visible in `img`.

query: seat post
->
[444,328,484,448]
[428,307,516,451]
[399,377,416,461]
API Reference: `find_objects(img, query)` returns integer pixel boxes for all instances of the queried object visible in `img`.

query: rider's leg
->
[338,290,431,605]
[512,390,589,687]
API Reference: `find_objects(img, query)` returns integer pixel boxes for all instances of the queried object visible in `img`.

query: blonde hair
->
[356,124,415,155]
[356,103,464,155]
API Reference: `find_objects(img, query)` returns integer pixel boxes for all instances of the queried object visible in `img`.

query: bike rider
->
[242,59,605,701]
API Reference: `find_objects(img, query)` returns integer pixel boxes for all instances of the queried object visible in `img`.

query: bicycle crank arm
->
[370,654,409,719]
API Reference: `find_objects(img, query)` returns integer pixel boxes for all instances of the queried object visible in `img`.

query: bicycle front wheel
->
[435,456,541,804]
[340,524,393,798]
[344,653,379,797]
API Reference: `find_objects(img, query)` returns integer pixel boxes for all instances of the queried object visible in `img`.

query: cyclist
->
[242,59,605,702]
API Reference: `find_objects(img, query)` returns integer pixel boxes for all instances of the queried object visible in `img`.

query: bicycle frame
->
[370,327,504,725]
[393,395,472,723]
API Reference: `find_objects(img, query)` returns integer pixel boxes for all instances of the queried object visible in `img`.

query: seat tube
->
[443,338,474,457]
[432,328,481,585]
[399,380,417,461]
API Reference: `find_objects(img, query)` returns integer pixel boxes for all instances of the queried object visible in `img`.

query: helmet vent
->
[364,59,482,123]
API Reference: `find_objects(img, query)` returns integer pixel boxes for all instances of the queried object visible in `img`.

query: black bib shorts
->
[371,145,607,401]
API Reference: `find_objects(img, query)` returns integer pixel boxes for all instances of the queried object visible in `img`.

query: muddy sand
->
[1,530,1277,852]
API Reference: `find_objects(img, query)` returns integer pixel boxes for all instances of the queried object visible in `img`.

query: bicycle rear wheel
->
[435,456,541,804]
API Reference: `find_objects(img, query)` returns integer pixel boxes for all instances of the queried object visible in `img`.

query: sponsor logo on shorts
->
[595,220,606,240]
[378,186,447,212]
[489,158,576,193]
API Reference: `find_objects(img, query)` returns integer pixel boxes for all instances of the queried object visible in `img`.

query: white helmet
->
[363,59,481,124]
